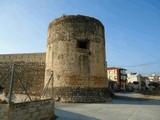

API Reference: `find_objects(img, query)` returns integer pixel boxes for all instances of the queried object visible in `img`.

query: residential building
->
[107,67,127,91]
[127,73,141,83]
[146,74,160,82]
[145,74,160,90]
[127,73,151,90]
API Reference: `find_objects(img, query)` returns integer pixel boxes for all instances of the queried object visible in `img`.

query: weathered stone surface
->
[0,99,54,120]
[0,53,45,96]
[54,87,110,102]
[0,15,109,103]
[45,15,108,102]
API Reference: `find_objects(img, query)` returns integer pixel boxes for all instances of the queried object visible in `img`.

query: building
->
[145,74,160,90]
[127,73,151,90]
[107,67,127,91]
[127,73,141,90]
[45,15,108,102]
[146,74,160,82]
[127,73,141,83]
[0,15,110,103]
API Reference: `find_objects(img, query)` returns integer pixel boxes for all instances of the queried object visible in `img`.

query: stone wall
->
[45,15,108,102]
[0,53,46,62]
[0,53,46,96]
[0,15,109,103]
[0,99,54,120]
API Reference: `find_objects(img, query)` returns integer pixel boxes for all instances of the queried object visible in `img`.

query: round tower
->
[45,15,108,102]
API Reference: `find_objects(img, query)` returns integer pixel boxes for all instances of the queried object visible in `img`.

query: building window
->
[77,40,89,49]
[121,76,126,80]
[121,70,126,74]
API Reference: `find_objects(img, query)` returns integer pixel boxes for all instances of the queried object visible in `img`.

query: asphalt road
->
[55,93,160,120]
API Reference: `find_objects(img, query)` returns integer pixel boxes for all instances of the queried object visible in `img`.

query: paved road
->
[55,93,160,120]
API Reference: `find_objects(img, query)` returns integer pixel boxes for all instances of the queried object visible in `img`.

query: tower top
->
[49,15,104,27]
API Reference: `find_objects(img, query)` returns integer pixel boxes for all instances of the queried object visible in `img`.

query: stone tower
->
[45,15,108,102]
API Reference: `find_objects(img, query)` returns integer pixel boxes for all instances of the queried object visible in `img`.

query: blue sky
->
[0,0,160,75]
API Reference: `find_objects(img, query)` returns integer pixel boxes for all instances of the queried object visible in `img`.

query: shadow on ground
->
[55,109,98,120]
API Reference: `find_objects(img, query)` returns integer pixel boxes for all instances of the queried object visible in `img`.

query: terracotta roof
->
[107,67,127,70]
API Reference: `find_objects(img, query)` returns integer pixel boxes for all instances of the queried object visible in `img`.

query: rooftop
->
[107,67,127,70]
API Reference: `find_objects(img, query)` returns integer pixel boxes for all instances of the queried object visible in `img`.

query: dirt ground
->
[55,92,160,120]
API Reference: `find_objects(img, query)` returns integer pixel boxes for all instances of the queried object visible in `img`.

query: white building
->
[127,73,141,83]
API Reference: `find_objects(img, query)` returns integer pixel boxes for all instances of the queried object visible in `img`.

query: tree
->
[148,82,159,89]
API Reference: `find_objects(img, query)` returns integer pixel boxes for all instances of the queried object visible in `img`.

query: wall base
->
[54,87,111,103]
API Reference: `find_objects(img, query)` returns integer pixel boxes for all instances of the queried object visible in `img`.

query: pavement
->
[55,92,160,120]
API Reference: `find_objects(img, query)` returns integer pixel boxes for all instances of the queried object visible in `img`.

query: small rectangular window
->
[121,76,126,80]
[77,40,89,49]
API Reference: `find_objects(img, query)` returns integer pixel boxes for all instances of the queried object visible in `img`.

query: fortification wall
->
[0,99,54,120]
[0,53,46,96]
[45,15,108,102]
[0,53,46,62]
